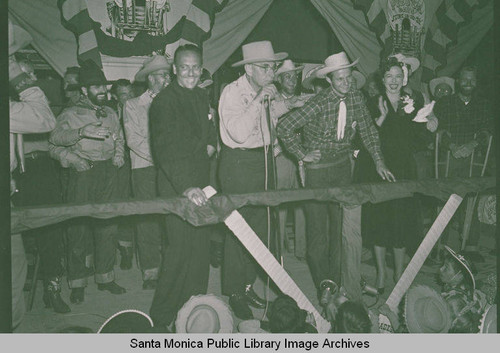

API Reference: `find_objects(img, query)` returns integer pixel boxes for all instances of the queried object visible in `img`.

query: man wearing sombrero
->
[218,41,307,319]
[277,52,394,300]
[50,60,127,304]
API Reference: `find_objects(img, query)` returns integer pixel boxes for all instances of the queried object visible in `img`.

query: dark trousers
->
[150,215,210,326]
[304,155,352,289]
[12,153,64,279]
[116,157,135,248]
[219,147,273,295]
[66,159,120,288]
[131,166,162,280]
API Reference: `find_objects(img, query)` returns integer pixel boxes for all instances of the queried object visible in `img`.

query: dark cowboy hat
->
[67,61,112,90]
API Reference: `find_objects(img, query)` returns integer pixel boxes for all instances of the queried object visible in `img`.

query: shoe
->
[70,287,85,304]
[142,280,157,290]
[98,281,126,294]
[119,246,133,270]
[43,278,71,313]
[210,240,224,268]
[244,285,266,309]
[229,294,253,320]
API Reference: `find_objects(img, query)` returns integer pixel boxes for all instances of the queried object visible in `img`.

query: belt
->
[24,150,50,160]
[223,146,268,153]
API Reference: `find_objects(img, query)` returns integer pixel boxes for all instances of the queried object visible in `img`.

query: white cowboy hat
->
[135,55,172,82]
[316,52,359,79]
[232,41,288,67]
[175,294,233,333]
[301,64,324,90]
[390,53,420,73]
[9,19,32,55]
[404,285,452,333]
[429,76,455,96]
[275,59,304,76]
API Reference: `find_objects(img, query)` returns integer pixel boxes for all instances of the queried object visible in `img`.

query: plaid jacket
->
[277,87,383,163]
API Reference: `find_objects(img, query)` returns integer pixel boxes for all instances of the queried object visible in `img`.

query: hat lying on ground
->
[404,284,452,333]
[98,309,154,333]
[232,41,288,67]
[444,245,476,292]
[175,294,233,333]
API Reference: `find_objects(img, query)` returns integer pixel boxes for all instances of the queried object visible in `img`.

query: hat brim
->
[232,52,288,67]
[405,285,451,333]
[135,64,172,82]
[315,58,359,79]
[429,77,455,96]
[444,246,475,292]
[302,65,324,90]
[97,309,154,333]
[175,294,233,333]
[9,24,33,55]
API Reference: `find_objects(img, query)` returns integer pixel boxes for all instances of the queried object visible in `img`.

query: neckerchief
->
[77,98,108,118]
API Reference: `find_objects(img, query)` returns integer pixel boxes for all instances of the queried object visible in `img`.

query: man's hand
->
[79,122,110,140]
[256,84,278,103]
[302,150,321,163]
[375,160,396,182]
[112,155,125,168]
[426,115,438,132]
[183,187,208,206]
[70,157,92,172]
[207,145,216,158]
[285,95,307,109]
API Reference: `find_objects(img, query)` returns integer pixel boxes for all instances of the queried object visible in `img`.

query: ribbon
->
[337,99,346,140]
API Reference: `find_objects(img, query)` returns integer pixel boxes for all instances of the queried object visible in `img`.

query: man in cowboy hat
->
[149,44,217,328]
[49,60,127,304]
[122,55,171,289]
[277,51,394,301]
[218,41,307,319]
[9,19,59,327]
[429,76,454,100]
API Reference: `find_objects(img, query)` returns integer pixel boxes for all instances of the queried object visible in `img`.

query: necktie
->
[337,99,346,141]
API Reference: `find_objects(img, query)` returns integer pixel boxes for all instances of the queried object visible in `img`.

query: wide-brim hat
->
[175,294,233,333]
[9,20,33,55]
[97,309,154,333]
[479,304,497,333]
[444,246,476,292]
[302,64,324,90]
[71,60,112,88]
[404,284,452,333]
[232,40,288,67]
[390,53,420,73]
[316,52,359,79]
[275,59,304,76]
[135,55,172,82]
[352,70,366,90]
[429,76,455,96]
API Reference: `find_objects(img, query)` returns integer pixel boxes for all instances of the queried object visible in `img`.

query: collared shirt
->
[277,86,383,162]
[10,87,56,172]
[49,99,124,162]
[219,74,289,149]
[123,90,155,169]
[434,94,493,145]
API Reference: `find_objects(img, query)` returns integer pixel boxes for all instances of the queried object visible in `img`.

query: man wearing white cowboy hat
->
[218,41,307,319]
[122,55,172,290]
[9,18,59,328]
[278,51,394,301]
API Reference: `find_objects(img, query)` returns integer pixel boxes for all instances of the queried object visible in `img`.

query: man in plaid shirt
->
[277,52,393,300]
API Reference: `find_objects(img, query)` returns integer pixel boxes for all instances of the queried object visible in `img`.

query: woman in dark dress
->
[355,56,428,293]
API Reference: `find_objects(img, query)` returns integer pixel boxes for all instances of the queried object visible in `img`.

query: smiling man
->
[148,44,217,328]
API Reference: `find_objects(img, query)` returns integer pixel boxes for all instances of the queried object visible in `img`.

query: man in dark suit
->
[148,44,217,328]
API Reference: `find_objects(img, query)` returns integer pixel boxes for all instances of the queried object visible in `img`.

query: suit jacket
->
[149,80,216,197]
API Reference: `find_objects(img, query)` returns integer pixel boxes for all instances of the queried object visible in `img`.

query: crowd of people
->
[9,19,495,334]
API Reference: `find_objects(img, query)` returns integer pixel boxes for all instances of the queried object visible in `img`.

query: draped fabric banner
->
[202,0,273,75]
[11,177,495,234]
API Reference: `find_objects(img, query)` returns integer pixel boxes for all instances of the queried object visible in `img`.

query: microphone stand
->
[264,96,281,263]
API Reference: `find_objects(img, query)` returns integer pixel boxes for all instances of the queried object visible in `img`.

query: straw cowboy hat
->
[444,245,476,292]
[390,53,420,73]
[9,19,32,55]
[98,309,154,333]
[275,60,304,76]
[232,40,288,67]
[175,294,233,333]
[135,55,172,82]
[404,285,452,333]
[316,52,359,79]
[429,76,455,96]
[301,64,324,90]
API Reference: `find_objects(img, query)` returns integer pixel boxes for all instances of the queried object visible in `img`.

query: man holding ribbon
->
[277,52,394,300]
